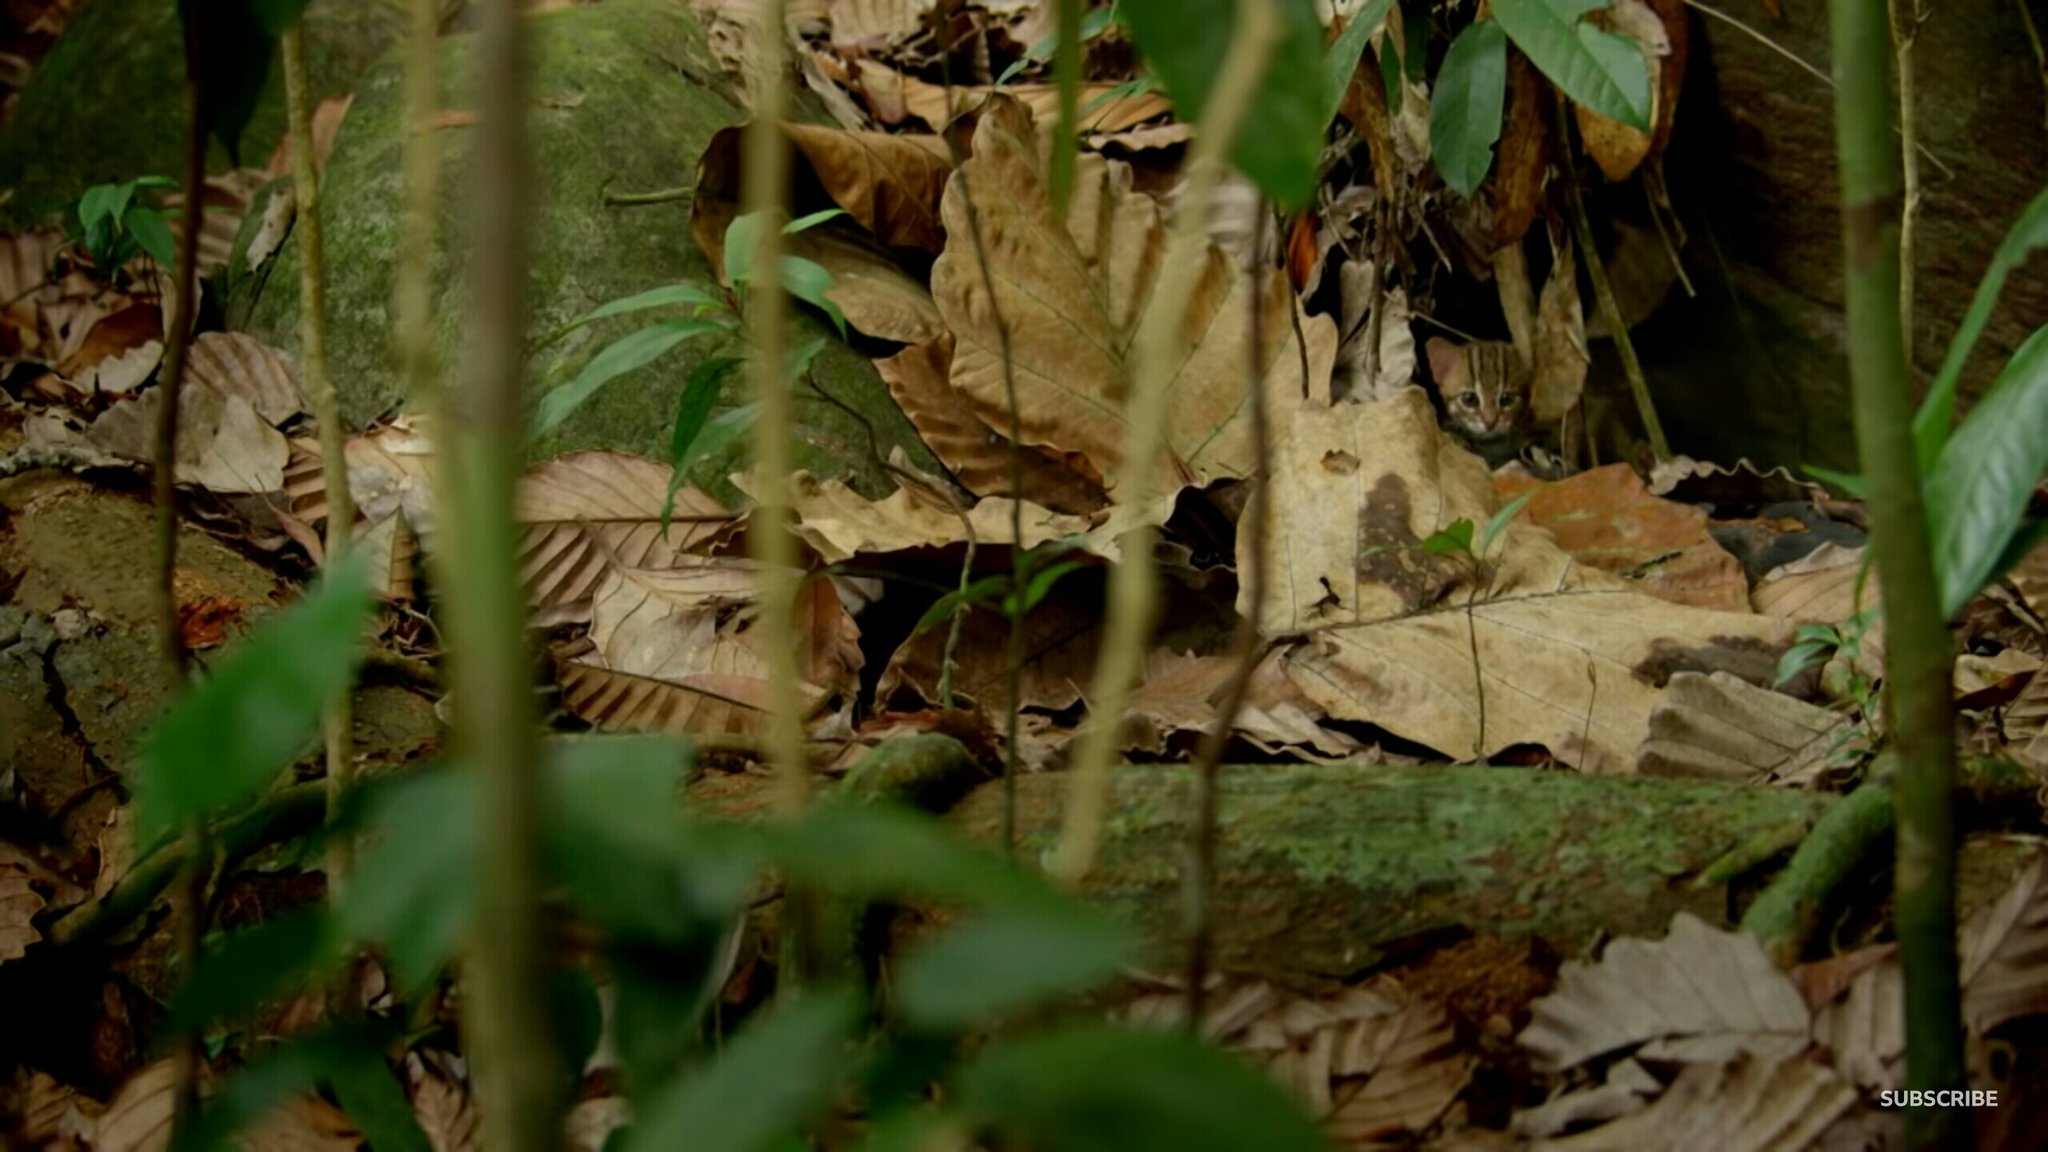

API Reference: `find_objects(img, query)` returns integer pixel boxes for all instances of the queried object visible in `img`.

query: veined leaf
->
[1320,0,1396,131]
[534,318,727,436]
[1915,186,2048,471]
[135,552,373,848]
[1430,19,1508,198]
[663,355,745,530]
[1927,324,2048,616]
[543,284,726,348]
[782,255,848,338]
[1481,488,1536,558]
[623,990,860,1152]
[785,207,848,235]
[897,905,1138,1031]
[1118,0,1327,209]
[125,206,178,273]
[1493,0,1652,131]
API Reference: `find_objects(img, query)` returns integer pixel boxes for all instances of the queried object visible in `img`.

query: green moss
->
[0,0,404,229]
[239,0,937,502]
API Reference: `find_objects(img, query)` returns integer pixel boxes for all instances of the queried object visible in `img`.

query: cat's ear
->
[1425,337,1464,384]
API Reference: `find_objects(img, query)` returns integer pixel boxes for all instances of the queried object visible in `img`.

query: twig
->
[440,0,562,1144]
[1185,206,1276,1029]
[938,18,1028,856]
[1681,0,1954,180]
[1889,0,1923,365]
[282,23,358,897]
[1050,0,1282,885]
[1555,95,1670,463]
[602,185,694,207]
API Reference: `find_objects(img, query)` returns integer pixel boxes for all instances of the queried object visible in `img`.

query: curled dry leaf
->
[516,451,733,626]
[787,225,947,343]
[1519,913,1809,1073]
[287,420,438,537]
[187,331,305,426]
[751,469,1097,564]
[693,121,952,257]
[1,852,46,962]
[93,1060,176,1152]
[932,95,1337,497]
[408,1052,480,1152]
[265,93,356,180]
[166,169,267,276]
[1493,464,1748,611]
[1524,1049,1855,1152]
[1645,0,1689,161]
[57,299,160,381]
[1530,233,1588,424]
[1637,670,1851,785]
[889,70,1175,136]
[21,1070,104,1145]
[1333,260,1416,403]
[1806,947,1905,1091]
[1488,47,1551,250]
[88,378,289,495]
[1255,391,1792,770]
[875,335,1109,512]
[1959,848,2048,1040]
[88,339,162,396]
[1575,0,1670,182]
[1123,650,1367,760]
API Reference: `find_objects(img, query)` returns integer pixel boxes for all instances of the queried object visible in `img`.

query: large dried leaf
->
[517,451,734,626]
[1531,233,1589,423]
[1121,650,1368,760]
[785,225,946,343]
[20,1070,104,1145]
[1519,913,1809,1073]
[88,379,289,494]
[1494,464,1749,611]
[570,560,860,739]
[874,335,1108,512]
[1573,0,1668,182]
[0,854,45,962]
[287,420,438,533]
[887,70,1176,136]
[1526,1050,1855,1152]
[1806,947,1905,1091]
[2010,664,2048,771]
[408,1053,479,1152]
[932,95,1336,495]
[95,1060,176,1152]
[1255,391,1792,770]
[1959,848,2048,1038]
[693,121,952,257]
[186,331,305,427]
[1637,671,1850,784]
[879,577,1103,713]
[760,470,1097,564]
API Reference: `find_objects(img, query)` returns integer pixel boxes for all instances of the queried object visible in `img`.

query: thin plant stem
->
[936,22,1027,856]
[440,0,560,1145]
[282,23,358,894]
[158,9,209,1137]
[1185,207,1276,1029]
[1050,0,1282,885]
[396,0,443,415]
[2020,0,2048,132]
[1555,95,1670,462]
[602,185,694,207]
[1827,0,1966,1145]
[1889,0,1922,365]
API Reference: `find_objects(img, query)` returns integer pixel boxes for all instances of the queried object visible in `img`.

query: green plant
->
[70,176,179,276]
[1414,490,1535,761]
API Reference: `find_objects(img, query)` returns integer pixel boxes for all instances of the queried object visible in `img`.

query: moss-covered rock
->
[0,0,405,229]
[239,0,936,502]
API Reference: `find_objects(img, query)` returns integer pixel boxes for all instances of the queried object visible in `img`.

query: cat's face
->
[1426,337,1526,440]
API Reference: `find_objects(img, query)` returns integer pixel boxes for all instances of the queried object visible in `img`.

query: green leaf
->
[622,990,861,1152]
[692,401,761,465]
[912,574,1011,638]
[788,335,829,380]
[770,802,1069,912]
[724,210,769,285]
[1430,20,1508,198]
[178,1027,429,1152]
[1926,324,2048,616]
[165,910,333,1035]
[1320,0,1395,131]
[662,356,746,531]
[1774,641,1832,688]
[1915,186,2048,471]
[956,1025,1329,1152]
[896,905,1138,1031]
[1118,0,1327,209]
[781,255,847,338]
[1802,463,1867,498]
[248,0,315,35]
[534,319,726,436]
[78,183,127,231]
[324,1043,434,1152]
[785,208,848,235]
[1422,518,1475,557]
[336,770,477,992]
[136,552,373,848]
[1480,488,1535,558]
[1005,559,1087,615]
[544,284,726,347]
[125,206,178,272]
[1493,0,1652,131]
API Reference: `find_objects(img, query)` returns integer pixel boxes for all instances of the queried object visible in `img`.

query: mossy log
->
[694,762,1837,986]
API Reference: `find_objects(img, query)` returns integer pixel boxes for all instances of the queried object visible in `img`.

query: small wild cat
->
[1425,337,1531,468]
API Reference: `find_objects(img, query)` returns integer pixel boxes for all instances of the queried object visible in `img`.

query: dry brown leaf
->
[1,854,45,962]
[1645,0,1689,161]
[1529,1050,1855,1152]
[878,576,1101,713]
[1258,392,1792,770]
[1088,121,1196,151]
[1519,913,1809,1073]
[1959,848,2048,1039]
[287,421,437,535]
[264,93,356,180]
[1332,260,1415,403]
[1488,48,1550,250]
[21,1070,104,1145]
[89,379,289,494]
[932,95,1336,496]
[0,227,68,361]
[88,339,162,396]
[1530,234,1588,424]
[94,1060,176,1152]
[693,121,952,257]
[1511,1058,1658,1138]
[94,806,136,902]
[166,170,266,276]
[2010,666,2048,771]
[186,332,305,426]
[408,1053,479,1152]
[1494,464,1749,611]
[57,299,160,380]
[245,184,297,270]
[1637,671,1852,784]
[827,0,933,55]
[893,71,1174,135]
[753,470,1097,566]
[786,225,946,342]
[565,1097,631,1152]
[1807,948,1906,1091]
[516,451,734,626]
[2009,533,2048,620]
[874,335,1108,512]
[241,1095,359,1152]
[1574,0,1668,182]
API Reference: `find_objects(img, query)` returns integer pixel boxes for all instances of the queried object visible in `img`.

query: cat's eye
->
[1501,394,1519,409]
[1459,392,1479,408]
